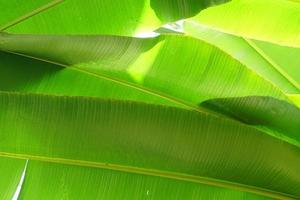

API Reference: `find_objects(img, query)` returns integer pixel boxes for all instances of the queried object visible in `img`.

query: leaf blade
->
[187,0,300,47]
[16,159,272,200]
[0,91,300,198]
[183,22,300,93]
[3,0,231,36]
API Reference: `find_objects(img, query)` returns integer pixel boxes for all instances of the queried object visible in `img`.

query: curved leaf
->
[0,92,299,199]
[1,0,299,199]
[186,0,300,47]
[1,0,230,35]
[2,33,300,146]
[183,22,300,93]
[0,33,287,105]
[0,49,179,107]
[201,96,300,146]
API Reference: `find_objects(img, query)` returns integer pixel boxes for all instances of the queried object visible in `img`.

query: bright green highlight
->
[4,0,230,36]
[183,22,300,93]
[188,0,300,47]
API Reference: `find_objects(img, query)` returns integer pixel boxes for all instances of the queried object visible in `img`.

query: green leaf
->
[14,159,270,199]
[0,0,56,30]
[0,91,299,199]
[201,96,300,145]
[0,51,178,107]
[1,1,299,199]
[3,33,300,146]
[288,94,300,108]
[186,0,300,47]
[0,157,26,200]
[0,33,287,106]
[183,22,300,93]
[1,0,230,36]
[251,39,300,89]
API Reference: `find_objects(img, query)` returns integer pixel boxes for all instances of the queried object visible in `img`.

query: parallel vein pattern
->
[0,92,299,199]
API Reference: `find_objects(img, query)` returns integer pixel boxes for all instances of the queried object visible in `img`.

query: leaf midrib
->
[4,49,300,150]
[0,50,235,121]
[0,1,298,199]
[0,151,296,200]
[0,0,65,31]
[244,38,300,92]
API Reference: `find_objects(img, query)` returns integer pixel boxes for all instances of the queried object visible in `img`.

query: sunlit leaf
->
[0,33,287,105]
[1,0,299,198]
[184,22,300,93]
[2,33,300,146]
[186,0,300,47]
[252,40,300,89]
[1,0,230,36]
[288,94,300,108]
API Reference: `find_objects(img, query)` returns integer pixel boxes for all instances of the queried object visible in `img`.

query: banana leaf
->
[0,33,287,104]
[186,0,300,47]
[0,92,299,199]
[1,0,300,199]
[1,33,299,146]
[1,0,230,36]
[183,22,300,93]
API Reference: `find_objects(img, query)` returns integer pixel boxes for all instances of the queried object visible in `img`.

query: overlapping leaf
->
[184,23,300,93]
[1,0,230,35]
[1,33,299,148]
[0,33,287,104]
[1,0,300,199]
[186,0,300,47]
[0,92,299,199]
